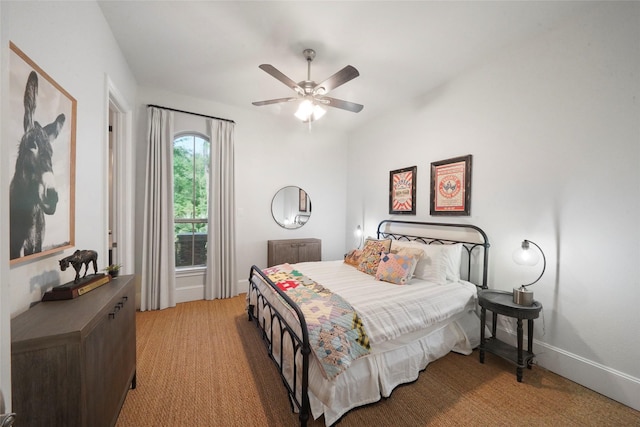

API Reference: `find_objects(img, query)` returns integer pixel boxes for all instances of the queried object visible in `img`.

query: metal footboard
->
[248,265,311,427]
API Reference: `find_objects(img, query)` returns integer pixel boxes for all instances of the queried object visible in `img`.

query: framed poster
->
[430,155,472,216]
[299,188,308,212]
[9,42,76,264]
[389,166,417,215]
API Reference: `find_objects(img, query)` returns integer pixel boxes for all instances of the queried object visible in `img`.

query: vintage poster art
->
[9,42,76,264]
[430,155,472,216]
[389,166,417,215]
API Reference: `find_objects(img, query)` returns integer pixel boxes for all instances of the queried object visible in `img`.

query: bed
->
[247,220,489,426]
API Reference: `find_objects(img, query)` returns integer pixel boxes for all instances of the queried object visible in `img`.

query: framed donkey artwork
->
[8,42,76,264]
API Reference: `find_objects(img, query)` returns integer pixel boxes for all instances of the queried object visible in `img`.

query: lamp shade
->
[512,240,546,287]
[294,98,326,122]
[512,239,546,306]
[512,240,540,266]
[294,99,313,121]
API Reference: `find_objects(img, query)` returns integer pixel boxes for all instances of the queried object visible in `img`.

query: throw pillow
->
[344,249,363,267]
[357,238,392,275]
[375,252,417,285]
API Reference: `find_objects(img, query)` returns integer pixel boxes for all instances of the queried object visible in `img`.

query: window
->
[173,133,210,268]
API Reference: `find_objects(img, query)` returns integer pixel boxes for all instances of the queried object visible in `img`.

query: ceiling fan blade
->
[314,65,359,94]
[252,97,298,106]
[321,96,364,113]
[258,64,304,94]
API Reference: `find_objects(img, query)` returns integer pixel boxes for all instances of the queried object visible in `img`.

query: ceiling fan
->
[252,49,363,123]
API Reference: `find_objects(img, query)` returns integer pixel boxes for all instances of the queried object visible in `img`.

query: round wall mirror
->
[271,186,312,229]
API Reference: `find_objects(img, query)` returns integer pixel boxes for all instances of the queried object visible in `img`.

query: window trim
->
[173,132,210,270]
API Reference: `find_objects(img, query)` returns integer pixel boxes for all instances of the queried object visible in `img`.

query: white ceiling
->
[98,1,591,132]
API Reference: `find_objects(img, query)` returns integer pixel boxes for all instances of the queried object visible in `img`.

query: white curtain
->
[205,119,237,299]
[141,107,176,311]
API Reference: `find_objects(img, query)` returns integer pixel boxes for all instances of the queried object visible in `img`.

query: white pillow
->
[441,243,463,281]
[390,241,463,284]
[391,240,446,284]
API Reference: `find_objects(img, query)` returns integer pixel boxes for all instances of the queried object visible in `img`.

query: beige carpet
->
[115,296,640,426]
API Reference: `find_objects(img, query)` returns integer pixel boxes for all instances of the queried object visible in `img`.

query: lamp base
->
[513,286,533,306]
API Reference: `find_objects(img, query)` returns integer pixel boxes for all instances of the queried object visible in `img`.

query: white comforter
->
[293,260,478,347]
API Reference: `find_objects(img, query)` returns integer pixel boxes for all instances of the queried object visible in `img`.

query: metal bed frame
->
[247,220,490,426]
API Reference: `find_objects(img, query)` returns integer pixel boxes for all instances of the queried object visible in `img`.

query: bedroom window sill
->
[175,266,206,278]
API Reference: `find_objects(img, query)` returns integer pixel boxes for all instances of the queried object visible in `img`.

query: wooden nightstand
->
[478,289,542,382]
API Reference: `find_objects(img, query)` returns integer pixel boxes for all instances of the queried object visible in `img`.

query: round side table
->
[478,289,542,382]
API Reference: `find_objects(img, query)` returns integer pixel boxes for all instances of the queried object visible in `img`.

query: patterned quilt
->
[263,263,371,380]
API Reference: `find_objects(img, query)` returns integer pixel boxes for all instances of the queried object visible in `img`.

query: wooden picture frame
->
[9,42,76,264]
[430,155,472,216]
[389,166,417,215]
[299,188,308,212]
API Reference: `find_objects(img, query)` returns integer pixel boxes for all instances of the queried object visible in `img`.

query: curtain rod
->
[147,104,235,124]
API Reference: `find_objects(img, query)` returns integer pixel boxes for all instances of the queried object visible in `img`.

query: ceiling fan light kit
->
[294,98,326,122]
[252,48,363,124]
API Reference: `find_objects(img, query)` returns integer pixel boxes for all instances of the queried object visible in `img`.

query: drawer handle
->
[109,306,121,319]
[109,296,129,319]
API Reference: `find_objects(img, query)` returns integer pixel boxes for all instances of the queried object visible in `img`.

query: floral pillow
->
[344,249,363,267]
[375,252,418,285]
[357,238,392,275]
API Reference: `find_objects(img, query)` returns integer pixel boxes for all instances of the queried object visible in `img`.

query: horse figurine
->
[59,250,98,284]
[10,71,66,260]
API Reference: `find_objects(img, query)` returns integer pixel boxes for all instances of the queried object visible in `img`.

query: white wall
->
[347,3,640,410]
[1,1,137,315]
[135,87,349,301]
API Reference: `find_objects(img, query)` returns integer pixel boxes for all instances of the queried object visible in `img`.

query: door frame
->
[105,76,134,276]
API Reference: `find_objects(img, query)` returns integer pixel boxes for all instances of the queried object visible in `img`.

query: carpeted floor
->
[115,296,640,426]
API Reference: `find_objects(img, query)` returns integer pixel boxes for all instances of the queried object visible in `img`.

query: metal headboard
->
[376,220,490,289]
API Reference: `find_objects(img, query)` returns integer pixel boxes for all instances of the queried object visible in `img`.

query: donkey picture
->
[9,71,66,259]
[59,250,98,284]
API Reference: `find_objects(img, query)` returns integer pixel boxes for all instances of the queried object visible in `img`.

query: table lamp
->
[512,239,545,306]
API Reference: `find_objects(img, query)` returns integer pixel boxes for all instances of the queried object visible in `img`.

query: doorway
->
[106,78,134,277]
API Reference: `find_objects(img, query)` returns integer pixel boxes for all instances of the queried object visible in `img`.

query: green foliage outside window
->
[174,134,210,267]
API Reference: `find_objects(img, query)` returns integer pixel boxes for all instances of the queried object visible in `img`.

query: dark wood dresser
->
[11,275,136,427]
[267,238,321,267]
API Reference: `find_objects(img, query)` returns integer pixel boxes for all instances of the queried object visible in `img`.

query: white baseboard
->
[237,278,249,294]
[139,283,246,309]
[175,280,249,304]
[175,285,205,304]
[495,327,640,411]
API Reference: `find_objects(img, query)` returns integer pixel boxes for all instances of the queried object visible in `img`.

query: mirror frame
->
[271,186,312,229]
